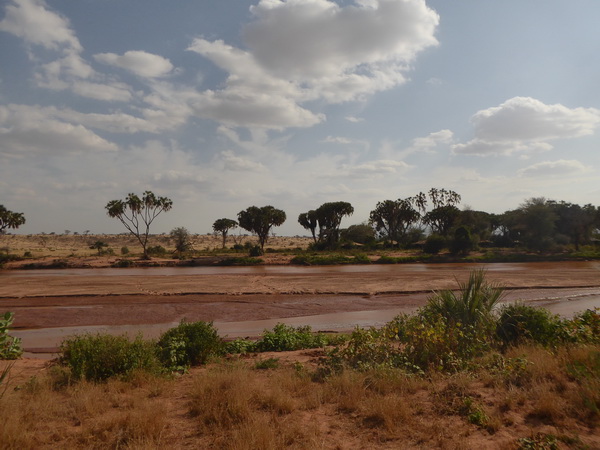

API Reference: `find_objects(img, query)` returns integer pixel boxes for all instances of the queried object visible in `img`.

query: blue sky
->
[1,0,599,236]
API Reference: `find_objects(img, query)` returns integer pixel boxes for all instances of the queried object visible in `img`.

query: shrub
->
[450,226,474,256]
[121,246,130,255]
[496,303,562,347]
[248,245,263,257]
[421,269,503,330]
[157,321,224,370]
[216,257,262,266]
[423,234,446,254]
[147,245,167,256]
[254,323,328,352]
[59,333,161,382]
[0,312,22,360]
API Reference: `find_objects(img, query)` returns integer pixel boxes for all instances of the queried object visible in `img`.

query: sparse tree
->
[369,195,425,246]
[315,201,354,248]
[297,210,318,243]
[422,188,461,236]
[237,206,286,251]
[212,218,238,249]
[170,227,192,255]
[89,240,109,255]
[0,205,26,234]
[105,191,173,259]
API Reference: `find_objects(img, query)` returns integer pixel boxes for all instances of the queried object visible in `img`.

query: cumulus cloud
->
[0,104,118,157]
[187,0,438,129]
[518,159,590,177]
[94,51,174,78]
[0,0,81,51]
[453,97,600,156]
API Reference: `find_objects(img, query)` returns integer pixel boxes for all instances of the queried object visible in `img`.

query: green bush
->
[0,312,23,360]
[423,234,446,254]
[450,226,474,256]
[254,323,328,352]
[216,257,262,266]
[147,245,168,256]
[157,321,224,370]
[496,303,562,346]
[248,245,263,257]
[59,333,161,381]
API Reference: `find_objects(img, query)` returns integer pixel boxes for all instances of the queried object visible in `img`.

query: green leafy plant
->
[157,321,224,370]
[59,333,161,382]
[0,312,23,360]
[496,303,562,346]
[254,323,328,352]
[254,357,280,370]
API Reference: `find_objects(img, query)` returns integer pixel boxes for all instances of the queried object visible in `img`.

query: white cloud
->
[220,150,267,172]
[94,51,174,78]
[0,0,81,51]
[518,159,590,177]
[339,159,410,178]
[345,116,364,123]
[453,97,600,156]
[410,129,453,151]
[187,0,438,129]
[0,104,118,157]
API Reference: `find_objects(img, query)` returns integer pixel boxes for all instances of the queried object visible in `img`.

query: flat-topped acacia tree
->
[0,205,25,234]
[105,191,173,259]
[237,206,286,251]
[212,218,238,249]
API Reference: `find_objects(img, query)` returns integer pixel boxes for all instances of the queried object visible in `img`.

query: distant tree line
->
[3,188,599,259]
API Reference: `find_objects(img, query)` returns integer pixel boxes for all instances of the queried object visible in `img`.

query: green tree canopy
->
[298,210,318,243]
[369,195,425,246]
[237,206,286,251]
[105,191,173,259]
[0,205,26,234]
[422,188,461,236]
[212,218,238,249]
[314,201,354,247]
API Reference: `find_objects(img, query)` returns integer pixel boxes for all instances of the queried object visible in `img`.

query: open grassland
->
[1,343,599,449]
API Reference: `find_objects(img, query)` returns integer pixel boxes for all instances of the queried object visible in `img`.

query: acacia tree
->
[369,194,426,246]
[315,201,354,247]
[105,191,173,259]
[297,210,318,243]
[0,205,26,234]
[212,218,238,249]
[422,188,461,236]
[237,206,286,251]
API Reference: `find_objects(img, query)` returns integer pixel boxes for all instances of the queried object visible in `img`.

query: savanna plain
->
[1,234,600,449]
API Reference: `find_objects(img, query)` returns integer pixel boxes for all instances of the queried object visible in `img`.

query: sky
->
[1,0,599,236]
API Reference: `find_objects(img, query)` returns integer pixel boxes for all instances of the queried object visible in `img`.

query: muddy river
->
[2,262,599,357]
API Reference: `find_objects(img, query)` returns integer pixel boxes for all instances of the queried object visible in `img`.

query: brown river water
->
[2,262,599,358]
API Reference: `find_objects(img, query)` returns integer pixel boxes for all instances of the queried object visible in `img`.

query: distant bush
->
[216,257,262,266]
[248,245,263,257]
[290,254,368,265]
[157,321,224,371]
[120,246,129,255]
[112,259,134,268]
[147,245,167,256]
[59,333,161,382]
[423,234,446,254]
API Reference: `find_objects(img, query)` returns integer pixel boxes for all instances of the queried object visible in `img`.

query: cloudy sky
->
[1,0,599,236]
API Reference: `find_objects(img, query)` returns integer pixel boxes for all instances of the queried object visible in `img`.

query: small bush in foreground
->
[496,303,562,347]
[0,312,23,360]
[157,321,224,370]
[59,333,161,382]
[254,323,328,352]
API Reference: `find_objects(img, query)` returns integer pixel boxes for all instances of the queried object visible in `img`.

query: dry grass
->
[1,346,599,449]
